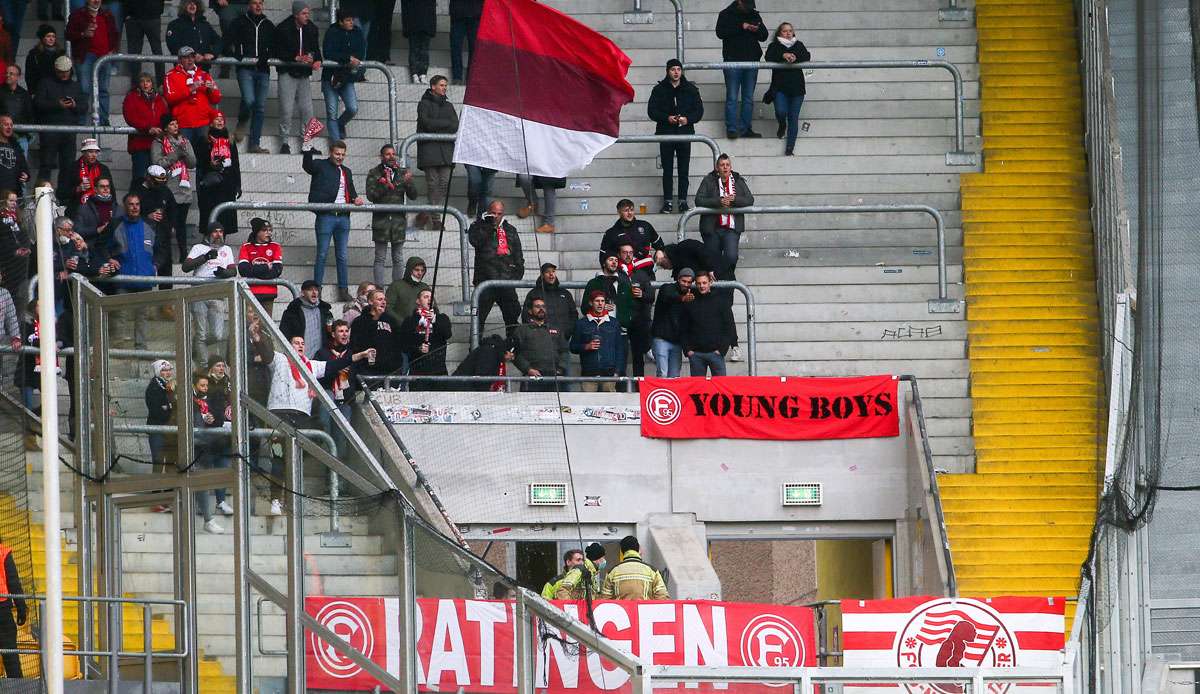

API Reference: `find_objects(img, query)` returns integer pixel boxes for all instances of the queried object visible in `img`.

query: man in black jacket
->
[280,279,334,357]
[274,1,321,155]
[522,262,576,343]
[654,238,725,280]
[449,0,483,84]
[469,200,524,338]
[349,288,402,375]
[0,116,30,196]
[651,268,694,377]
[225,0,275,152]
[0,67,35,157]
[618,243,655,379]
[303,141,363,302]
[34,56,87,183]
[165,0,221,63]
[0,538,27,678]
[715,0,767,139]
[647,59,703,213]
[600,199,663,265]
[683,273,733,377]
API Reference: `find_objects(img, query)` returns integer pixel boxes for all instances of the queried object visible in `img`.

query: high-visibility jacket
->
[555,559,601,601]
[541,571,568,600]
[600,551,669,600]
[0,545,10,596]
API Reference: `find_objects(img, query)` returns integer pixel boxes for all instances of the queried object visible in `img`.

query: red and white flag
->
[841,596,1065,690]
[453,0,635,178]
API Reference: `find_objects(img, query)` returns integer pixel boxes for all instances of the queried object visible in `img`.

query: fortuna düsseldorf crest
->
[894,598,1017,694]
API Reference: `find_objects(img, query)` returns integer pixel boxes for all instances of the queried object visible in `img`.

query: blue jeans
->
[466,164,496,211]
[773,93,805,151]
[313,213,351,290]
[79,53,112,125]
[236,68,270,148]
[701,228,740,272]
[722,67,758,135]
[652,338,682,378]
[688,350,726,377]
[130,150,150,180]
[450,16,480,80]
[321,80,358,141]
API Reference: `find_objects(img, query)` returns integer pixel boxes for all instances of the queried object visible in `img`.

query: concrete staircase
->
[936,0,1102,629]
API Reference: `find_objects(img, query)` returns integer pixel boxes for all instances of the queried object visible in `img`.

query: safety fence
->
[681,60,976,166]
[91,54,399,146]
[470,278,757,373]
[676,204,956,312]
[398,132,723,170]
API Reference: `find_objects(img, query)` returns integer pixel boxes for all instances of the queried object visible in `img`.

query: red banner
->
[306,597,817,692]
[640,376,899,440]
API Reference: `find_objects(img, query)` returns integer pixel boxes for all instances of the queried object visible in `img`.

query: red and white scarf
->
[586,307,610,323]
[193,393,211,418]
[416,306,436,342]
[620,256,655,278]
[210,135,232,168]
[30,320,61,374]
[161,136,191,188]
[78,160,102,204]
[495,223,510,256]
[327,347,351,400]
[287,355,314,398]
[378,163,399,189]
[718,174,735,228]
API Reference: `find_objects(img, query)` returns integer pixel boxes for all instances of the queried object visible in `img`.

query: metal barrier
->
[470,278,758,373]
[681,60,976,166]
[398,132,723,171]
[647,665,1067,691]
[362,373,644,392]
[676,203,957,312]
[14,124,135,135]
[210,201,473,301]
[30,273,300,307]
[899,374,957,596]
[0,593,188,694]
[91,55,399,146]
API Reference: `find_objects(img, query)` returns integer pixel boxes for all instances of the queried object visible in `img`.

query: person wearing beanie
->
[25,25,65,95]
[33,53,86,185]
[273,0,322,155]
[647,58,703,213]
[225,0,276,152]
[152,113,196,255]
[144,359,175,472]
[237,218,283,315]
[182,222,236,361]
[765,21,811,155]
[196,111,241,235]
[715,0,767,139]
[651,267,694,377]
[570,289,626,392]
[66,0,120,125]
[321,9,366,141]
[555,543,609,600]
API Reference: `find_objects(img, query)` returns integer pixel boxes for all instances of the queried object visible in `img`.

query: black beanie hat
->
[37,24,56,40]
[666,58,682,70]
[585,543,606,562]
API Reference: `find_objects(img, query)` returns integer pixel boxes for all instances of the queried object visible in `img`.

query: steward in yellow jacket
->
[600,536,669,600]
[555,543,608,600]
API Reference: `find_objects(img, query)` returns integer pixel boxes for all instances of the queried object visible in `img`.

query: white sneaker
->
[728,345,743,362]
[203,518,223,534]
[216,500,234,516]
[269,499,283,516]
[411,74,421,84]
[418,74,428,84]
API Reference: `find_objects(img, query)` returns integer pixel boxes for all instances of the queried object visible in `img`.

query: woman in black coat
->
[764,22,811,156]
[399,287,452,391]
[196,112,242,235]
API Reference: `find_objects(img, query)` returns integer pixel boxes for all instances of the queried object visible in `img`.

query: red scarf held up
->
[328,346,350,398]
[30,320,61,374]
[416,306,435,342]
[495,223,510,256]
[288,354,312,389]
[620,256,654,277]
[161,136,192,187]
[210,136,231,166]
[718,174,736,228]
[193,394,210,418]
[78,160,102,203]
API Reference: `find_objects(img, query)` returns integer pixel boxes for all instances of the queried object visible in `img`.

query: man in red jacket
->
[65,0,119,125]
[163,46,221,156]
[123,73,168,180]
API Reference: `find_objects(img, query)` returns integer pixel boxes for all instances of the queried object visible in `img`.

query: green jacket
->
[385,256,430,324]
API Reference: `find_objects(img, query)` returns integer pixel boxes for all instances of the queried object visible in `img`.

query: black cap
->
[205,222,225,235]
[301,279,321,291]
[666,58,682,70]
[37,24,56,39]
[540,262,557,272]
[250,217,271,233]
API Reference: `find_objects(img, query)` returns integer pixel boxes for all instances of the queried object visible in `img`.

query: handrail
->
[397,132,722,171]
[898,374,956,597]
[14,124,135,135]
[30,273,300,305]
[210,201,472,301]
[470,278,757,374]
[92,54,399,146]
[677,203,955,311]
[682,59,976,165]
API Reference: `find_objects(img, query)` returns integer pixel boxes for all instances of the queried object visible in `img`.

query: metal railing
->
[14,124,135,136]
[91,55,399,145]
[682,60,976,165]
[210,201,473,301]
[899,374,956,596]
[647,665,1066,691]
[677,203,956,312]
[362,373,644,391]
[30,273,300,306]
[0,593,188,694]
[398,132,723,171]
[470,278,757,373]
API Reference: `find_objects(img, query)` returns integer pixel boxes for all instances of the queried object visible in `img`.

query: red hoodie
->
[163,64,221,129]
